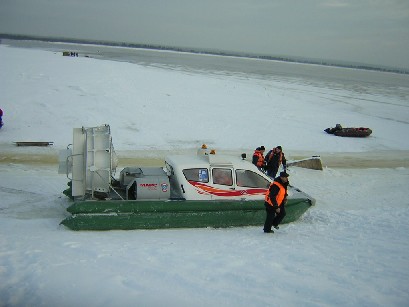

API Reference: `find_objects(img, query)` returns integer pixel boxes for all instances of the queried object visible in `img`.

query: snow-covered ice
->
[0,44,408,307]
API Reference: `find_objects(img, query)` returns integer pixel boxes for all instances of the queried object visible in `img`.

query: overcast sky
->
[1,0,408,69]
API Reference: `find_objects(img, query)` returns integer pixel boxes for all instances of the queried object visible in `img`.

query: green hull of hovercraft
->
[61,198,313,231]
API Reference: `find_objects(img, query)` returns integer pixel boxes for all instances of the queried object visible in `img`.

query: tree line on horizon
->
[1,33,408,75]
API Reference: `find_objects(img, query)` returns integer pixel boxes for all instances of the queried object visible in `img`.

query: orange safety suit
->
[266,148,283,165]
[253,150,265,168]
[265,181,286,208]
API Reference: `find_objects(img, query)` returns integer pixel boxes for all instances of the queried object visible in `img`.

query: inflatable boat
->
[325,124,372,137]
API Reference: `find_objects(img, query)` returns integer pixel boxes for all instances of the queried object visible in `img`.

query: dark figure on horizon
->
[0,108,3,129]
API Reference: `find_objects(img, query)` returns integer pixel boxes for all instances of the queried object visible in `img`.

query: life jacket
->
[266,148,283,165]
[265,181,286,207]
[253,150,265,167]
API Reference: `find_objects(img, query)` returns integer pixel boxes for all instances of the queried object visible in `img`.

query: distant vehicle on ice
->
[325,124,372,137]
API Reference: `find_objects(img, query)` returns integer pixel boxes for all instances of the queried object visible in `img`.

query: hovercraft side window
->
[236,169,270,188]
[212,168,233,186]
[182,168,209,183]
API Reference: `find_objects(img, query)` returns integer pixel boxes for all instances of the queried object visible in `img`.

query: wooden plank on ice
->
[287,156,323,170]
[14,141,54,147]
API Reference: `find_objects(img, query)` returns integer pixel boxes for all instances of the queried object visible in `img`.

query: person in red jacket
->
[252,146,265,171]
[265,146,287,178]
[263,171,289,233]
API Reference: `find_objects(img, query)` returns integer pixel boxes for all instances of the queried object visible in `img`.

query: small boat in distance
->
[325,124,372,137]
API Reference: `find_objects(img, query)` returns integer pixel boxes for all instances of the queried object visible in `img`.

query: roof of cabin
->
[165,154,261,172]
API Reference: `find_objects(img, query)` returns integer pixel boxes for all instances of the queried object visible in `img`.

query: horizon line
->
[1,33,408,75]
